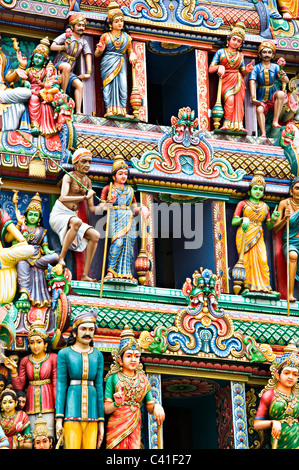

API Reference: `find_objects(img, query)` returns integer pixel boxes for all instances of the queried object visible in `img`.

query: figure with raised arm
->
[254,341,299,449]
[104,326,165,449]
[273,176,299,302]
[0,34,31,131]
[232,171,280,293]
[55,310,105,449]
[49,147,109,282]
[5,320,57,438]
[249,40,289,138]
[94,1,137,118]
[208,21,254,133]
[51,13,92,114]
[100,154,149,282]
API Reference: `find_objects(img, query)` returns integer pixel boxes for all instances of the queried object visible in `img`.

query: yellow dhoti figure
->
[63,422,98,449]
[0,207,34,304]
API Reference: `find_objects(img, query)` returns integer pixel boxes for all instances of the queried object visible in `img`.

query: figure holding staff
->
[274,176,299,303]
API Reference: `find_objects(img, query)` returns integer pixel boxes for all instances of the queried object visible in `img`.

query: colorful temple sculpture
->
[2,0,299,451]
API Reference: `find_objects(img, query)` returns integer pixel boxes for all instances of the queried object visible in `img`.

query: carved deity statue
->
[104,326,165,449]
[94,1,137,118]
[208,21,254,133]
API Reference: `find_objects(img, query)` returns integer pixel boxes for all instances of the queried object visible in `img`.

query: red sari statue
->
[209,21,254,132]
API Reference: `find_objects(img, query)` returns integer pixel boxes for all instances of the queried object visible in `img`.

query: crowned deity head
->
[33,413,53,449]
[32,37,50,63]
[24,193,42,220]
[260,340,299,396]
[105,326,143,380]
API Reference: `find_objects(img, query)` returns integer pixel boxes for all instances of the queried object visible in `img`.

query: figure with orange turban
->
[249,40,289,138]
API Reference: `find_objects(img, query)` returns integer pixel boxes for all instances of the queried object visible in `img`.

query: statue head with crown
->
[27,319,52,358]
[260,340,299,396]
[33,413,53,449]
[105,325,143,380]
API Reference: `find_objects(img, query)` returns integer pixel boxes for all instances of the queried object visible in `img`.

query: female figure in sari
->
[209,21,254,132]
[5,320,57,438]
[94,1,137,118]
[16,192,59,310]
[104,326,165,449]
[0,389,32,449]
[23,37,57,136]
[101,154,148,281]
[232,171,280,293]
[254,341,299,449]
[273,176,299,302]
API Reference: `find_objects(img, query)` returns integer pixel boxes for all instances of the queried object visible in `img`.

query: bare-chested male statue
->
[49,147,108,282]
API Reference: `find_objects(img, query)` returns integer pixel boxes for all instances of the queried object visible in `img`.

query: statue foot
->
[290,296,297,302]
[272,123,282,129]
[260,134,267,138]
[58,258,66,267]
[80,275,97,282]
[283,12,293,20]
[104,272,114,279]
[220,125,229,131]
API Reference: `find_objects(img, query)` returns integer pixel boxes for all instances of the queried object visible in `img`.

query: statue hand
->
[271,420,281,440]
[113,390,125,406]
[153,404,165,426]
[271,205,280,222]
[86,189,96,200]
[284,207,291,220]
[251,98,262,107]
[129,52,138,67]
[23,80,31,89]
[245,60,254,73]
[97,421,104,449]
[16,50,27,69]
[56,418,64,442]
[217,65,225,78]
[241,217,250,232]
[141,205,149,220]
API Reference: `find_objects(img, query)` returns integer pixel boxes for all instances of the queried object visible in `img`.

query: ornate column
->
[230,381,249,449]
[212,201,229,293]
[135,192,156,286]
[132,40,147,122]
[147,373,163,449]
[195,49,210,131]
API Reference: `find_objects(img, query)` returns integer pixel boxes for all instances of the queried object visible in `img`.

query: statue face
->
[74,156,92,174]
[18,396,26,410]
[277,367,299,389]
[32,52,45,67]
[1,395,17,415]
[260,47,274,62]
[34,436,52,449]
[291,182,299,201]
[26,210,40,226]
[113,168,128,185]
[250,184,264,201]
[76,322,95,345]
[29,335,46,356]
[72,21,86,35]
[119,349,141,374]
[112,16,124,32]
[228,35,243,50]
[0,380,5,394]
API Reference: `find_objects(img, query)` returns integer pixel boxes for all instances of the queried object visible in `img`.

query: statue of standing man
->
[55,310,104,449]
[50,13,92,115]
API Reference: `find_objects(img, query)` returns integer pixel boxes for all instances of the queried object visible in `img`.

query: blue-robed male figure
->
[55,309,105,449]
[249,40,288,137]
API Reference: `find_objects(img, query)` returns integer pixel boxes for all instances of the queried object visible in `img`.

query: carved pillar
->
[147,373,163,449]
[80,36,97,116]
[215,385,234,449]
[230,381,249,449]
[212,201,229,293]
[195,49,210,131]
[244,57,258,137]
[132,40,147,122]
